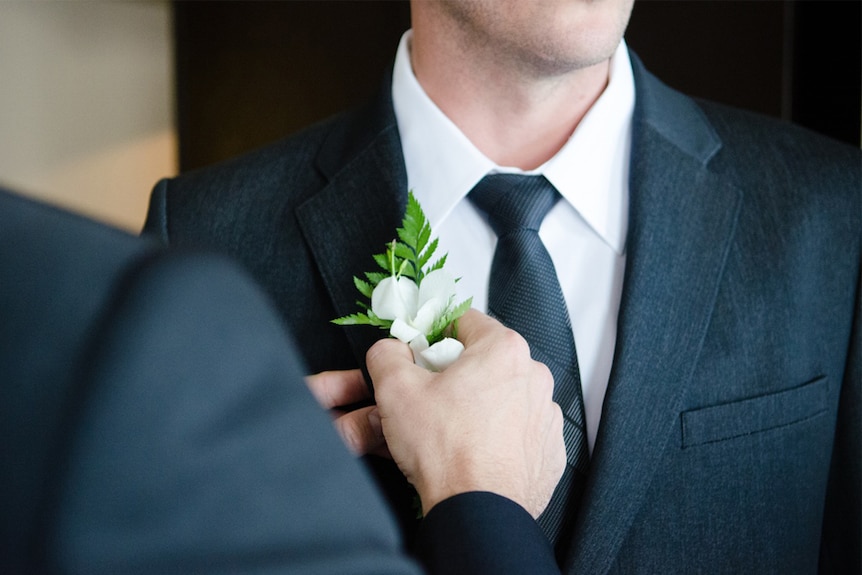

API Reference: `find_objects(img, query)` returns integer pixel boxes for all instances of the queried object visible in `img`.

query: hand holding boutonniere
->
[333,192,472,371]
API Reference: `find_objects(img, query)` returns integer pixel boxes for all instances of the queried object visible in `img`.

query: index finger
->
[305,369,369,409]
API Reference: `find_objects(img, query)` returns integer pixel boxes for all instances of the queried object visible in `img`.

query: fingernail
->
[367,408,382,438]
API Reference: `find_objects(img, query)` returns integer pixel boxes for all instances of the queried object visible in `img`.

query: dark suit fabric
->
[143,53,861,574]
[417,492,560,575]
[0,189,420,574]
[2,190,553,574]
[2,190,550,575]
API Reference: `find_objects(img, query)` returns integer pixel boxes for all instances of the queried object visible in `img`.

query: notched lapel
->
[296,112,407,376]
[563,57,743,574]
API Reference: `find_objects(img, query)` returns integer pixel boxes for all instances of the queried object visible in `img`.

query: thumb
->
[366,337,417,386]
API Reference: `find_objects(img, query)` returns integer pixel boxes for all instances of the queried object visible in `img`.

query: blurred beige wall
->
[0,0,176,232]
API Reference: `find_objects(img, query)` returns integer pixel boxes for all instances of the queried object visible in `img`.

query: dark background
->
[174,0,861,173]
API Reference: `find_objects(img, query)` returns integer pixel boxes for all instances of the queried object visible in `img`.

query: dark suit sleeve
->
[820,268,861,574]
[415,492,560,575]
[46,252,423,575]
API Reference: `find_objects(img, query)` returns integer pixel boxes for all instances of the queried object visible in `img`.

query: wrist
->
[414,458,528,516]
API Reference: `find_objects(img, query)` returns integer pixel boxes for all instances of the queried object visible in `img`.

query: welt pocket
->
[680,376,829,448]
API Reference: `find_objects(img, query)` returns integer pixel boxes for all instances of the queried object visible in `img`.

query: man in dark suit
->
[143,1,860,572]
[1,187,567,574]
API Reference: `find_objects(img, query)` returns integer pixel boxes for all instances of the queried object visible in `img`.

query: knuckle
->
[498,326,530,356]
[492,330,534,374]
[552,404,564,433]
[534,362,555,396]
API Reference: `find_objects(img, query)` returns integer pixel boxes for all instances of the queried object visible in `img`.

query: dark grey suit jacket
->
[144,54,861,573]
[1,189,555,574]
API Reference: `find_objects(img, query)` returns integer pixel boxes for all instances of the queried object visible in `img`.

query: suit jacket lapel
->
[563,55,743,573]
[296,80,409,372]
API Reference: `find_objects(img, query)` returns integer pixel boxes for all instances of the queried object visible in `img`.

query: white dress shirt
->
[391,31,635,452]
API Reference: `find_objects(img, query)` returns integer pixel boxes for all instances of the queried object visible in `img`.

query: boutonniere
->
[333,191,472,371]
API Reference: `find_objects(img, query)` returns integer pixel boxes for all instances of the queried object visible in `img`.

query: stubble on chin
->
[426,0,632,79]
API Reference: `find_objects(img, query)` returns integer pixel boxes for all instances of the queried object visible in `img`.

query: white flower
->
[371,269,464,371]
[371,275,418,323]
[415,337,465,372]
[332,192,472,372]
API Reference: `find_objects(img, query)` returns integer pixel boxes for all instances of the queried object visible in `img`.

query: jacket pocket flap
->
[681,376,828,448]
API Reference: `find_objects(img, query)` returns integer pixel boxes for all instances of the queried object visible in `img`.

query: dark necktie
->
[469,174,589,551]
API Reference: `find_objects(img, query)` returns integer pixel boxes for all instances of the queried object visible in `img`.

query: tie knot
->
[469,174,560,236]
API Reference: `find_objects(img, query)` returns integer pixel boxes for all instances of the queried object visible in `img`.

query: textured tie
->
[470,174,589,551]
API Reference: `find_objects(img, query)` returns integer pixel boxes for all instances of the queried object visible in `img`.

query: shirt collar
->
[392,31,634,254]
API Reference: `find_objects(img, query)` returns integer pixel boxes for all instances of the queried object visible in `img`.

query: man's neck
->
[411,23,610,171]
